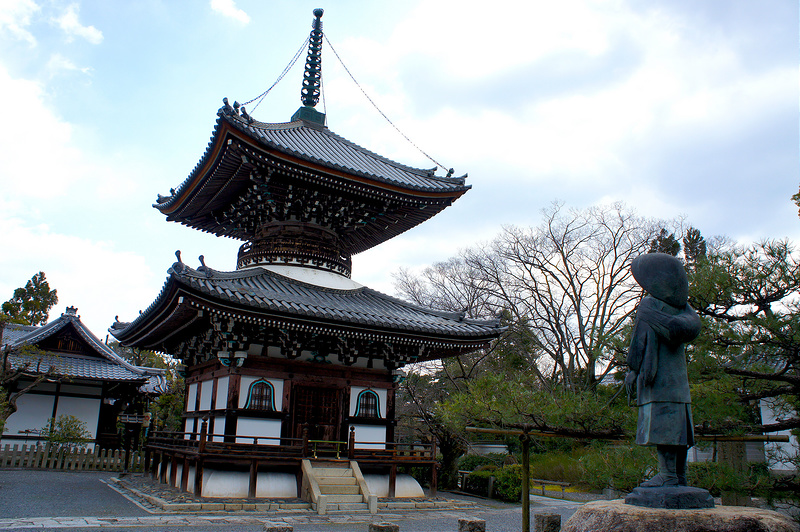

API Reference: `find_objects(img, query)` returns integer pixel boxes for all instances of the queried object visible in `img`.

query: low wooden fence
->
[0,443,143,472]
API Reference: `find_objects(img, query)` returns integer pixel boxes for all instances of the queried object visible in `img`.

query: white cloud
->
[46,52,92,76]
[53,3,102,44]
[0,0,40,45]
[210,0,250,24]
[0,212,158,337]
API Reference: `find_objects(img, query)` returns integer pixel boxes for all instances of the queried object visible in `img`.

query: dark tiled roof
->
[155,108,469,216]
[231,115,466,192]
[114,263,503,343]
[1,323,38,346]
[10,308,168,393]
[7,351,148,382]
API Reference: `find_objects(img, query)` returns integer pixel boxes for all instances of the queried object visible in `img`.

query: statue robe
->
[627,295,701,447]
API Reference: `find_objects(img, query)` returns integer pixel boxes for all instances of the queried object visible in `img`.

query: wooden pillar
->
[194,420,208,496]
[521,433,531,532]
[386,385,396,443]
[194,458,204,496]
[170,455,179,487]
[159,453,168,484]
[248,459,259,498]
[388,465,397,498]
[430,438,438,497]
[180,456,190,492]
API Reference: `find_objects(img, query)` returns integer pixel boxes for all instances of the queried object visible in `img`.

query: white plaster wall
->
[186,383,198,412]
[198,380,213,411]
[239,377,283,410]
[183,418,193,438]
[350,424,386,449]
[363,474,424,498]
[55,396,100,439]
[2,393,54,436]
[200,469,297,498]
[211,416,226,442]
[215,376,229,410]
[236,417,282,444]
[349,386,387,417]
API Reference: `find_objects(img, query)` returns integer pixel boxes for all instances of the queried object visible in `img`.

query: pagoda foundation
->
[563,500,799,532]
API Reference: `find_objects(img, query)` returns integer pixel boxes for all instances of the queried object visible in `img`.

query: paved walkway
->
[0,469,584,531]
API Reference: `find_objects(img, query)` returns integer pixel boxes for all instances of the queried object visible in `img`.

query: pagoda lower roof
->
[110,262,504,358]
[152,104,470,252]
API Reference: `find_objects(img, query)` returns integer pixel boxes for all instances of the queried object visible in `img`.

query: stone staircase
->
[301,460,377,515]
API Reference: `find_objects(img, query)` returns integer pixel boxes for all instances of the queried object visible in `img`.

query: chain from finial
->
[301,8,324,108]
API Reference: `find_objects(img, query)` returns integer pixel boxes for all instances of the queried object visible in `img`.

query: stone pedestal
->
[562,500,799,532]
[625,486,714,509]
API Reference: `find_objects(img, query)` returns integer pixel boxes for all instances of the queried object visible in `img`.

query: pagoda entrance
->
[291,385,341,442]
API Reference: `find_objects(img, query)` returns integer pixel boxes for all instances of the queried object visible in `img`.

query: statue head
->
[631,253,689,307]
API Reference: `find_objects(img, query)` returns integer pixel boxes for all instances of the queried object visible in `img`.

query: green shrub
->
[459,454,503,472]
[528,451,584,484]
[493,464,523,501]
[579,443,656,492]
[465,469,494,496]
[40,415,92,448]
[688,460,772,497]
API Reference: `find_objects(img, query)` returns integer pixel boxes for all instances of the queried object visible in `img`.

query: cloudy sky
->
[0,0,797,336]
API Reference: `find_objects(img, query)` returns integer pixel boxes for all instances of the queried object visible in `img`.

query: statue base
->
[562,500,799,532]
[625,485,714,509]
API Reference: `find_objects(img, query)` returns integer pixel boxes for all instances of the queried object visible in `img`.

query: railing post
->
[348,426,355,460]
[302,427,309,458]
[199,420,208,453]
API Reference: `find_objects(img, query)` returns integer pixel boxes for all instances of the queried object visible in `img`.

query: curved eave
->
[111,265,504,354]
[157,111,469,215]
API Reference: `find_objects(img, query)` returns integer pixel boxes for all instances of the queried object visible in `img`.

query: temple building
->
[110,9,502,509]
[1,307,166,449]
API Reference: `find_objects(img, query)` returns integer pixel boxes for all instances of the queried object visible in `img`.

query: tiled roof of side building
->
[11,307,168,393]
[7,351,149,383]
[115,263,504,341]
[156,106,469,213]
[1,323,39,346]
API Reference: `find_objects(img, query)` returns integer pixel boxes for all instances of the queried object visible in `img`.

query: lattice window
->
[246,380,275,411]
[355,389,380,418]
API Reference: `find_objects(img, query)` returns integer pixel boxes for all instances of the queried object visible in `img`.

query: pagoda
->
[111,9,502,507]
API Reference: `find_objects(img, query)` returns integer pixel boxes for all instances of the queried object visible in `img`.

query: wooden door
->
[291,385,340,441]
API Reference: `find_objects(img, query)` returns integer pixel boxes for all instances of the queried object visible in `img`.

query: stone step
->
[314,468,353,477]
[317,476,357,485]
[324,494,364,504]
[312,502,370,513]
[319,484,361,495]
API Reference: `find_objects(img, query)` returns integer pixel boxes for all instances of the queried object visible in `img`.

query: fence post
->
[521,432,531,532]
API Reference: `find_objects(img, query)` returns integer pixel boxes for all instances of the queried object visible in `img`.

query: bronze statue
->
[625,252,701,488]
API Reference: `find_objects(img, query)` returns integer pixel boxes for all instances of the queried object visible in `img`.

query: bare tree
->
[460,202,658,391]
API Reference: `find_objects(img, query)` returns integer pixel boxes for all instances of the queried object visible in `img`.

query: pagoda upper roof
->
[6,308,167,393]
[153,104,470,253]
[110,261,504,361]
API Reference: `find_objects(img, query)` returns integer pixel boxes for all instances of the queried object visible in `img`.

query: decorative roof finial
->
[291,9,327,126]
[301,8,324,108]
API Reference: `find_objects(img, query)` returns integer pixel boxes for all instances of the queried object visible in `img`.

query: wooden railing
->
[146,427,435,464]
[0,442,143,472]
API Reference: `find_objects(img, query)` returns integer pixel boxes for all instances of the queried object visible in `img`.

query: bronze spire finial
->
[301,8,324,108]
